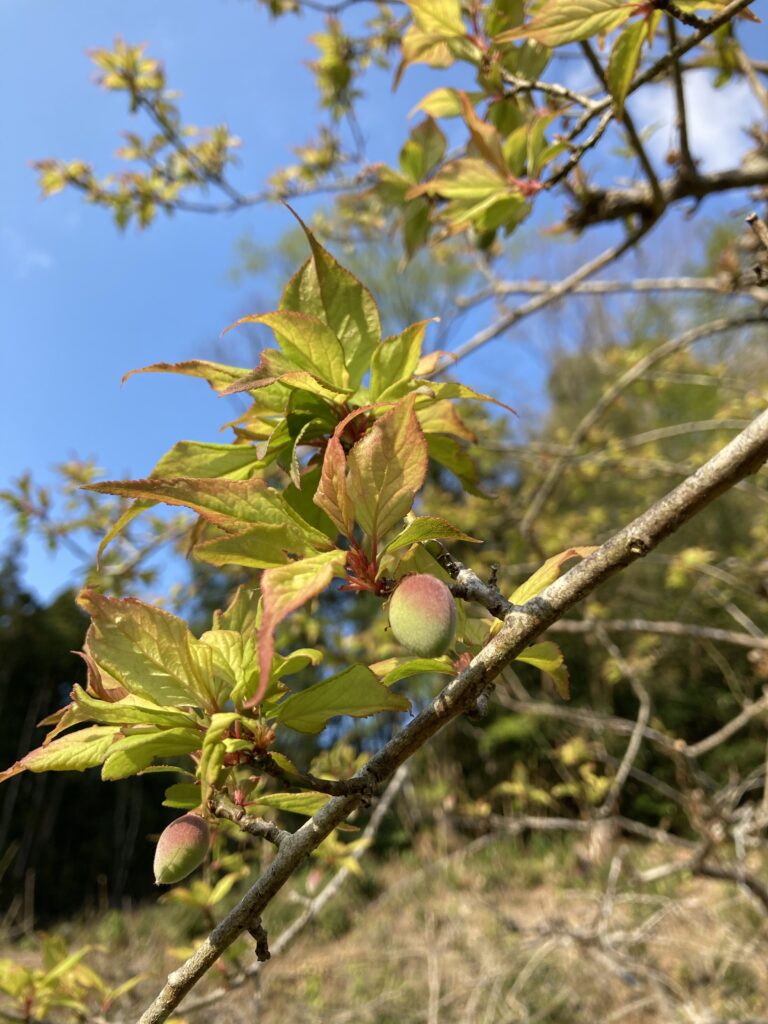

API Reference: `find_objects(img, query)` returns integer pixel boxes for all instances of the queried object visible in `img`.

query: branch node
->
[248,917,271,962]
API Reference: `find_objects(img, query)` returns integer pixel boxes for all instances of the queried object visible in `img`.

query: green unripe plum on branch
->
[153,813,210,885]
[388,574,456,657]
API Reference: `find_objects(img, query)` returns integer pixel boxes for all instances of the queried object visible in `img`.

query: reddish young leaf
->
[346,396,429,546]
[252,549,348,709]
[314,435,356,539]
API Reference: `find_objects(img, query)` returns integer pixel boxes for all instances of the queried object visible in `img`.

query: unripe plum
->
[388,574,456,657]
[153,813,210,885]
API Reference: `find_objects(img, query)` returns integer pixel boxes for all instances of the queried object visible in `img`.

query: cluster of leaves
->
[0,934,139,1022]
[34,2,760,246]
[0,217,576,860]
[34,38,240,229]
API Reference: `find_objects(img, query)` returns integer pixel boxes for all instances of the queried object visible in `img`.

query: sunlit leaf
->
[384,515,481,554]
[281,210,382,389]
[370,321,433,401]
[369,656,455,686]
[0,726,118,784]
[516,641,569,699]
[511,547,598,604]
[495,0,633,46]
[257,549,349,706]
[274,665,412,734]
[252,791,330,816]
[314,435,355,538]
[606,20,647,118]
[226,311,350,390]
[78,591,217,709]
[102,727,201,781]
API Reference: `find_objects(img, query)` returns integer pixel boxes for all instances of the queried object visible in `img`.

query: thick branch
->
[137,406,768,1023]
[567,167,768,230]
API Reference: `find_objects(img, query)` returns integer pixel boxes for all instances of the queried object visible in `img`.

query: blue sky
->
[2,1,765,602]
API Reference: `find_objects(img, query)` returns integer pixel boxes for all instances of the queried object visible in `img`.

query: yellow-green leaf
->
[495,0,633,47]
[516,641,569,699]
[78,591,217,709]
[606,19,647,118]
[384,515,481,554]
[0,726,118,784]
[511,547,598,604]
[274,665,412,734]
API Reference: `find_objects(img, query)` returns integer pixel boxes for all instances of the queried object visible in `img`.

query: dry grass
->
[5,836,768,1024]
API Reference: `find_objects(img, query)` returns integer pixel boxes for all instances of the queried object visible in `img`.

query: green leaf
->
[495,0,633,46]
[314,435,355,539]
[274,665,412,734]
[122,359,250,395]
[199,712,239,804]
[411,87,469,119]
[152,441,269,480]
[370,321,433,401]
[0,726,118,783]
[194,523,324,570]
[369,656,455,686]
[78,590,217,709]
[102,727,202,781]
[163,783,202,809]
[426,434,489,497]
[510,547,597,604]
[70,685,198,728]
[409,159,509,200]
[86,477,309,537]
[515,641,569,699]
[257,549,349,706]
[347,396,428,543]
[213,585,261,633]
[384,515,481,554]
[253,791,330,816]
[416,380,516,414]
[198,629,261,706]
[407,0,465,37]
[606,19,647,118]
[272,648,324,679]
[281,211,382,389]
[226,311,350,390]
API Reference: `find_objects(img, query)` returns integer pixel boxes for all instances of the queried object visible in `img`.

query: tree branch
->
[567,166,768,230]
[445,219,656,368]
[136,406,768,1023]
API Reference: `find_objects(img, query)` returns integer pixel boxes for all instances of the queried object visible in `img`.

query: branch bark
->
[137,405,768,1024]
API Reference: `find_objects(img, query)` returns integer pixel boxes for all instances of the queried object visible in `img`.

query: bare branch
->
[136,406,768,1022]
[595,630,652,816]
[445,220,655,368]
[567,166,768,231]
[208,797,290,847]
[547,617,768,653]
[666,15,697,176]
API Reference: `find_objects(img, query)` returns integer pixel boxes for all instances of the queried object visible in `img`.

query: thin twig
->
[445,220,656,368]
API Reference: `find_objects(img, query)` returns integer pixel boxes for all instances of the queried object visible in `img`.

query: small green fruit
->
[388,574,456,657]
[153,813,210,885]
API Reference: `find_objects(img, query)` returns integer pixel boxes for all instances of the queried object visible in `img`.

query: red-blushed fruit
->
[153,813,210,885]
[388,574,456,657]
